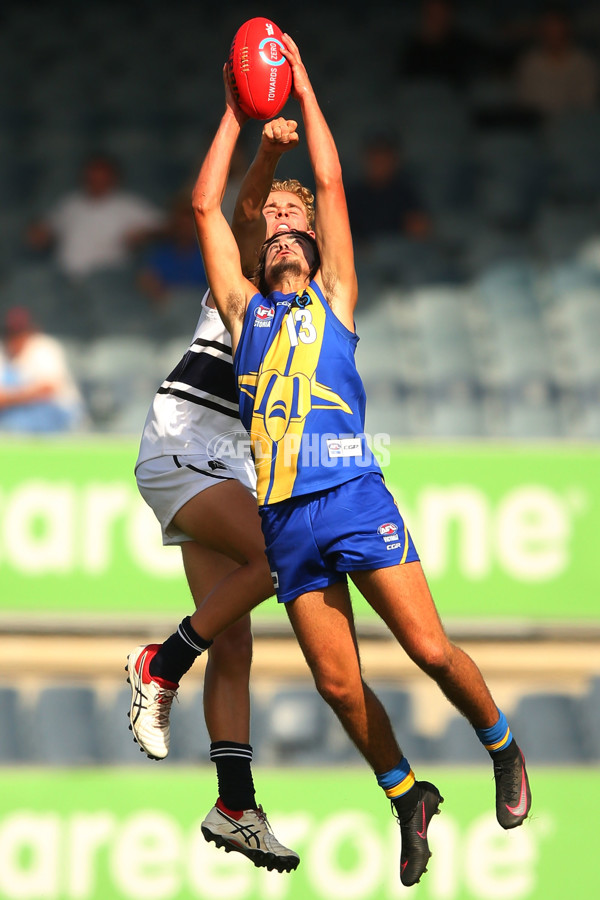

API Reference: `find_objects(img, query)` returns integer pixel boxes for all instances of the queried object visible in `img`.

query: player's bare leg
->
[285,581,403,771]
[351,562,499,729]
[174,480,274,635]
[180,543,252,743]
[127,481,299,871]
[352,561,531,831]
[128,482,271,758]
[285,581,442,886]
[129,481,273,757]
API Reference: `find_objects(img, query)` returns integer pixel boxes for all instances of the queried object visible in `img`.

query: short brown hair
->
[270,179,315,229]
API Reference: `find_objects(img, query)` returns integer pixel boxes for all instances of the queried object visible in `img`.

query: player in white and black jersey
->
[136,288,255,504]
[128,117,313,873]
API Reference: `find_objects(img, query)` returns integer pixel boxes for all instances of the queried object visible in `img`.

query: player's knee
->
[411,638,454,677]
[246,556,276,602]
[314,671,360,716]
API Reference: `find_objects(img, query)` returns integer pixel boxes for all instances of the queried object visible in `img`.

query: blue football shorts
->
[259,471,420,604]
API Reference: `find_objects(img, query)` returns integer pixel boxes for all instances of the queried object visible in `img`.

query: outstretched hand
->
[222,62,249,125]
[281,33,314,102]
[261,117,300,155]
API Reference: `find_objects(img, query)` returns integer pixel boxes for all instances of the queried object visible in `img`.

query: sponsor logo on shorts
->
[377,522,398,536]
[386,542,402,551]
[271,570,279,590]
[383,533,399,543]
[207,459,227,471]
[254,305,275,327]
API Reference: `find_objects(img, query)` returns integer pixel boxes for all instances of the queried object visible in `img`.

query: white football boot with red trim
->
[127,644,178,760]
[201,799,300,873]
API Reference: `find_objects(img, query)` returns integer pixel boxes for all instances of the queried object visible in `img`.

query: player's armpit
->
[225,289,248,322]
[318,266,358,330]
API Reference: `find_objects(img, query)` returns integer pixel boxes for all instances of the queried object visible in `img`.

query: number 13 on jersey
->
[285,308,317,346]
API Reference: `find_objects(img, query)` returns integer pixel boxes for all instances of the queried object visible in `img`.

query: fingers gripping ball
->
[228,18,292,120]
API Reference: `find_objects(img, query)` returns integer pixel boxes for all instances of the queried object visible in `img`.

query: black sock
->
[392,783,420,818]
[491,738,520,762]
[149,616,212,683]
[210,741,256,811]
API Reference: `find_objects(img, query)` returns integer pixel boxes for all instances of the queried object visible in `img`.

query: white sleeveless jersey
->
[136,292,254,484]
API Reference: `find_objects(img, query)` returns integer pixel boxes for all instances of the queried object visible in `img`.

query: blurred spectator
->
[0,308,85,433]
[26,154,166,278]
[398,0,489,89]
[346,134,431,245]
[137,195,207,305]
[515,7,598,115]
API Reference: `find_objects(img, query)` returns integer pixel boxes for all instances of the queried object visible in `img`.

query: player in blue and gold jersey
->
[187,33,531,888]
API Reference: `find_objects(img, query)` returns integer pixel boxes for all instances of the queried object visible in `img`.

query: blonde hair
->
[270,179,315,229]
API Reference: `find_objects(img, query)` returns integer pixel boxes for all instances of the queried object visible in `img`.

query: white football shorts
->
[135,453,256,545]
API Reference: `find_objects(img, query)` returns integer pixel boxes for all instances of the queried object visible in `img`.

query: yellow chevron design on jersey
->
[238,286,351,503]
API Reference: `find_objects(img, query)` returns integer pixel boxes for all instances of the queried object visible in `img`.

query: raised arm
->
[192,69,258,351]
[232,117,299,276]
[282,34,358,329]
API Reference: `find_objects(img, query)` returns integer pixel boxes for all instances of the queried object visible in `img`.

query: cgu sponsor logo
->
[0,806,552,900]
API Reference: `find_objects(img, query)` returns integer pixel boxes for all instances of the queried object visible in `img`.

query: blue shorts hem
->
[276,573,345,604]
[343,553,420,573]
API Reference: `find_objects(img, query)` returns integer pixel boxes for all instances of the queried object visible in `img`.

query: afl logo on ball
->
[377,522,398,536]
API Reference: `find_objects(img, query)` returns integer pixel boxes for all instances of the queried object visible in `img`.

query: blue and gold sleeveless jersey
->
[233,279,381,505]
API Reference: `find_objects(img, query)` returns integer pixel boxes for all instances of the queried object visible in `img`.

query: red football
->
[227,17,292,120]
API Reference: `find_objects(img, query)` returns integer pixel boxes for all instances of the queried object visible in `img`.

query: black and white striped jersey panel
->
[136,294,251,468]
[158,335,238,420]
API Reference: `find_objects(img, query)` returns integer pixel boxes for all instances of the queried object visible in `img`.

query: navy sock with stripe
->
[149,616,212,684]
[211,741,256,811]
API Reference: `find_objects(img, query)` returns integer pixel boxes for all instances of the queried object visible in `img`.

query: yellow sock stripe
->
[485,725,511,752]
[384,769,415,799]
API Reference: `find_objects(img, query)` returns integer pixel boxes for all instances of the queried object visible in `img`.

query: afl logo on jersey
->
[254,305,275,327]
[377,522,398,536]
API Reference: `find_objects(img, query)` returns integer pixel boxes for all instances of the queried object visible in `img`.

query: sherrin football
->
[227,17,292,120]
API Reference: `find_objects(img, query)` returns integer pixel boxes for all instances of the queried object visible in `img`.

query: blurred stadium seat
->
[97,687,150,766]
[545,110,600,200]
[510,691,591,763]
[429,715,490,764]
[369,687,436,763]
[0,687,26,763]
[251,686,335,766]
[581,677,600,760]
[29,685,102,765]
[0,674,597,766]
